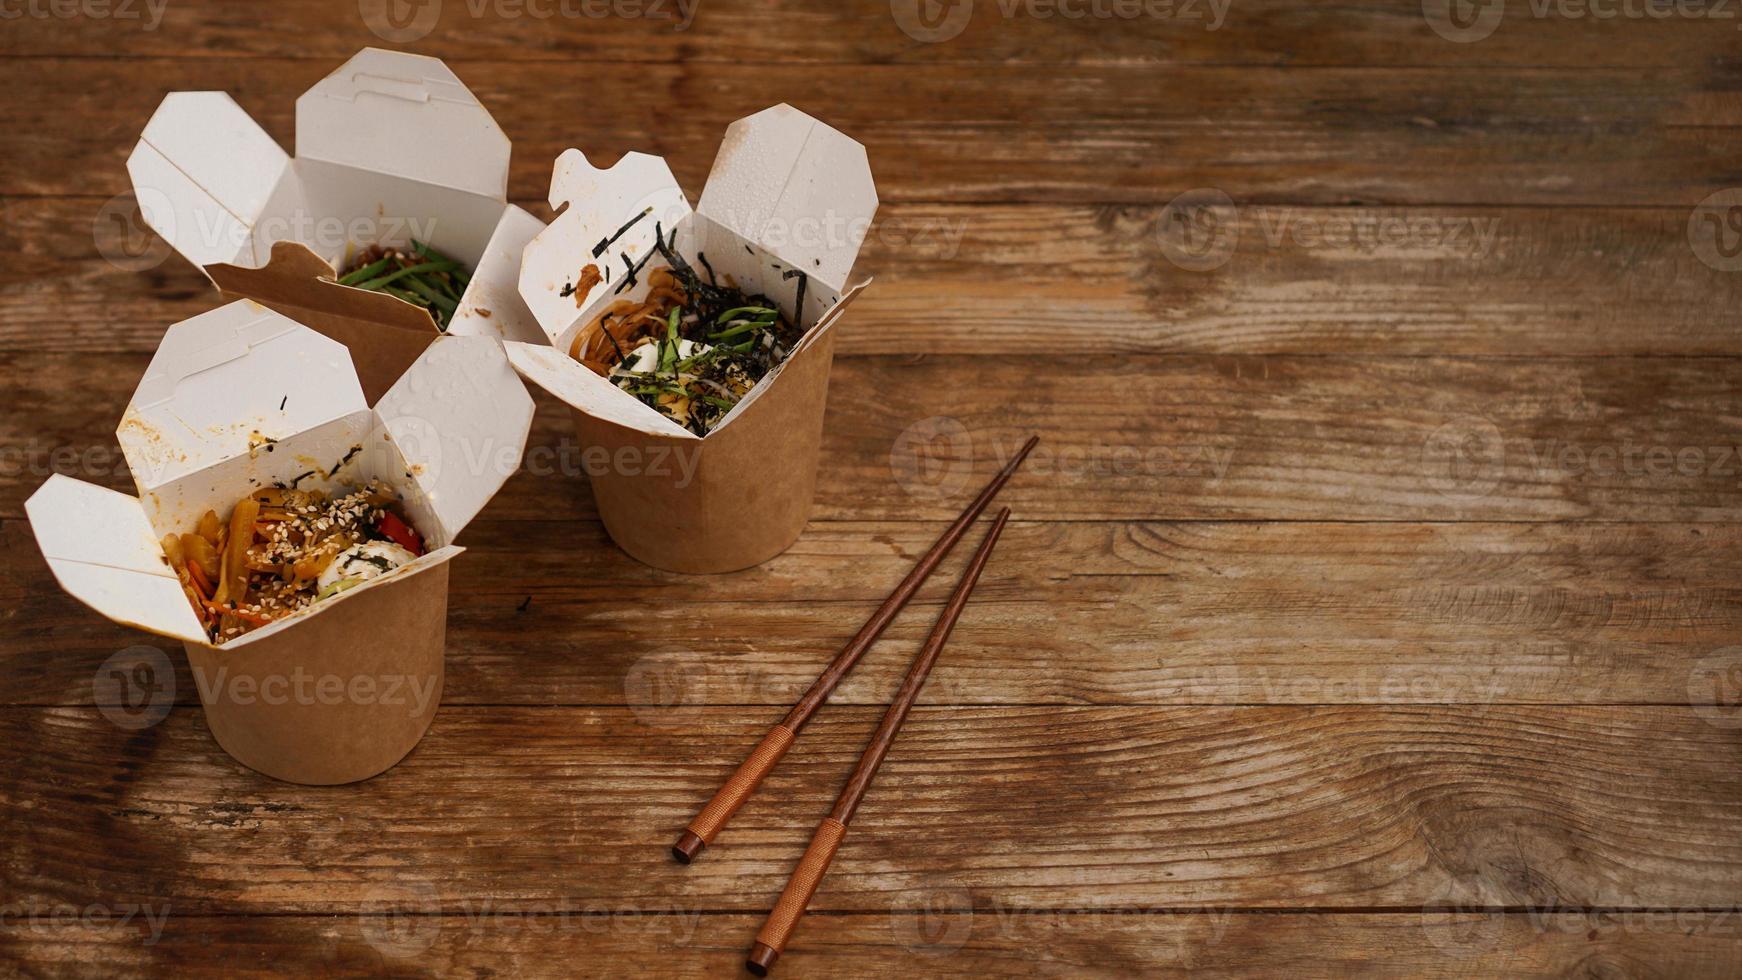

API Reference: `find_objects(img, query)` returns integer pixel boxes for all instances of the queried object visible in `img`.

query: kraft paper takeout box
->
[128,47,546,401]
[507,105,878,573]
[26,300,533,785]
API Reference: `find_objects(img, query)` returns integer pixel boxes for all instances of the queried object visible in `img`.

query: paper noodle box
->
[128,47,546,401]
[26,301,533,784]
[509,105,877,573]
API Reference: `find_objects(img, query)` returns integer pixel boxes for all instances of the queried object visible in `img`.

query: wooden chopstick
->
[744,507,1011,976]
[671,436,1038,864]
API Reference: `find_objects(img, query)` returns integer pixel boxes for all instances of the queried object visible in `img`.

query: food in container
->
[26,300,533,783]
[126,47,546,400]
[504,105,878,572]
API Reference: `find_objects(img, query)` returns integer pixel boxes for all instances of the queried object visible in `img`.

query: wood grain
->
[0,0,1734,69]
[1,706,1737,913]
[5,519,1738,707]
[5,911,1740,979]
[12,196,1742,357]
[4,6,1741,977]
[4,352,1737,522]
[3,59,1736,205]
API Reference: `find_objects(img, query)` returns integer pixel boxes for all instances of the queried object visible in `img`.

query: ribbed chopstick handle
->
[671,724,796,863]
[747,817,848,975]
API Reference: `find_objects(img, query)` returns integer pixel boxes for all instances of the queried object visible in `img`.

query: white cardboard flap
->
[698,105,877,294]
[448,204,550,344]
[372,335,536,542]
[520,149,692,346]
[128,92,290,269]
[297,48,509,200]
[26,476,206,644]
[504,341,695,440]
[120,302,366,493]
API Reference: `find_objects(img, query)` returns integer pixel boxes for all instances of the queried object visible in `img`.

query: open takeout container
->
[508,105,877,573]
[128,47,546,401]
[26,300,533,784]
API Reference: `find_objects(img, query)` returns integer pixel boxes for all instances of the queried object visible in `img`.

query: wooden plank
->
[2,60,1735,204]
[3,352,1738,522]
[0,0,1732,69]
[12,196,1742,357]
[4,911,1739,978]
[1,706,1737,913]
[5,519,1739,707]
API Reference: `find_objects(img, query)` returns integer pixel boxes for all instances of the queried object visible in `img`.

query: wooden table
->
[3,3,1741,976]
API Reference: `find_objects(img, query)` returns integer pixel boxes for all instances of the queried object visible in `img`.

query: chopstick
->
[744,508,1011,976]
[671,435,1038,864]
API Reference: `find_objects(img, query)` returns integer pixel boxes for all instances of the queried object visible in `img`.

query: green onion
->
[355,260,459,291]
[708,320,760,342]
[714,305,776,323]
[338,257,391,285]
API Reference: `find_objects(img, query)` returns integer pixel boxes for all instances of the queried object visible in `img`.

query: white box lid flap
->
[520,148,692,345]
[697,105,877,293]
[297,48,509,200]
[128,91,290,268]
[26,476,206,644]
[372,335,535,542]
[120,301,366,492]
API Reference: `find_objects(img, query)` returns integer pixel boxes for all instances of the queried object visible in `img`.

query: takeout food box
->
[508,105,877,573]
[128,47,546,401]
[26,300,533,784]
